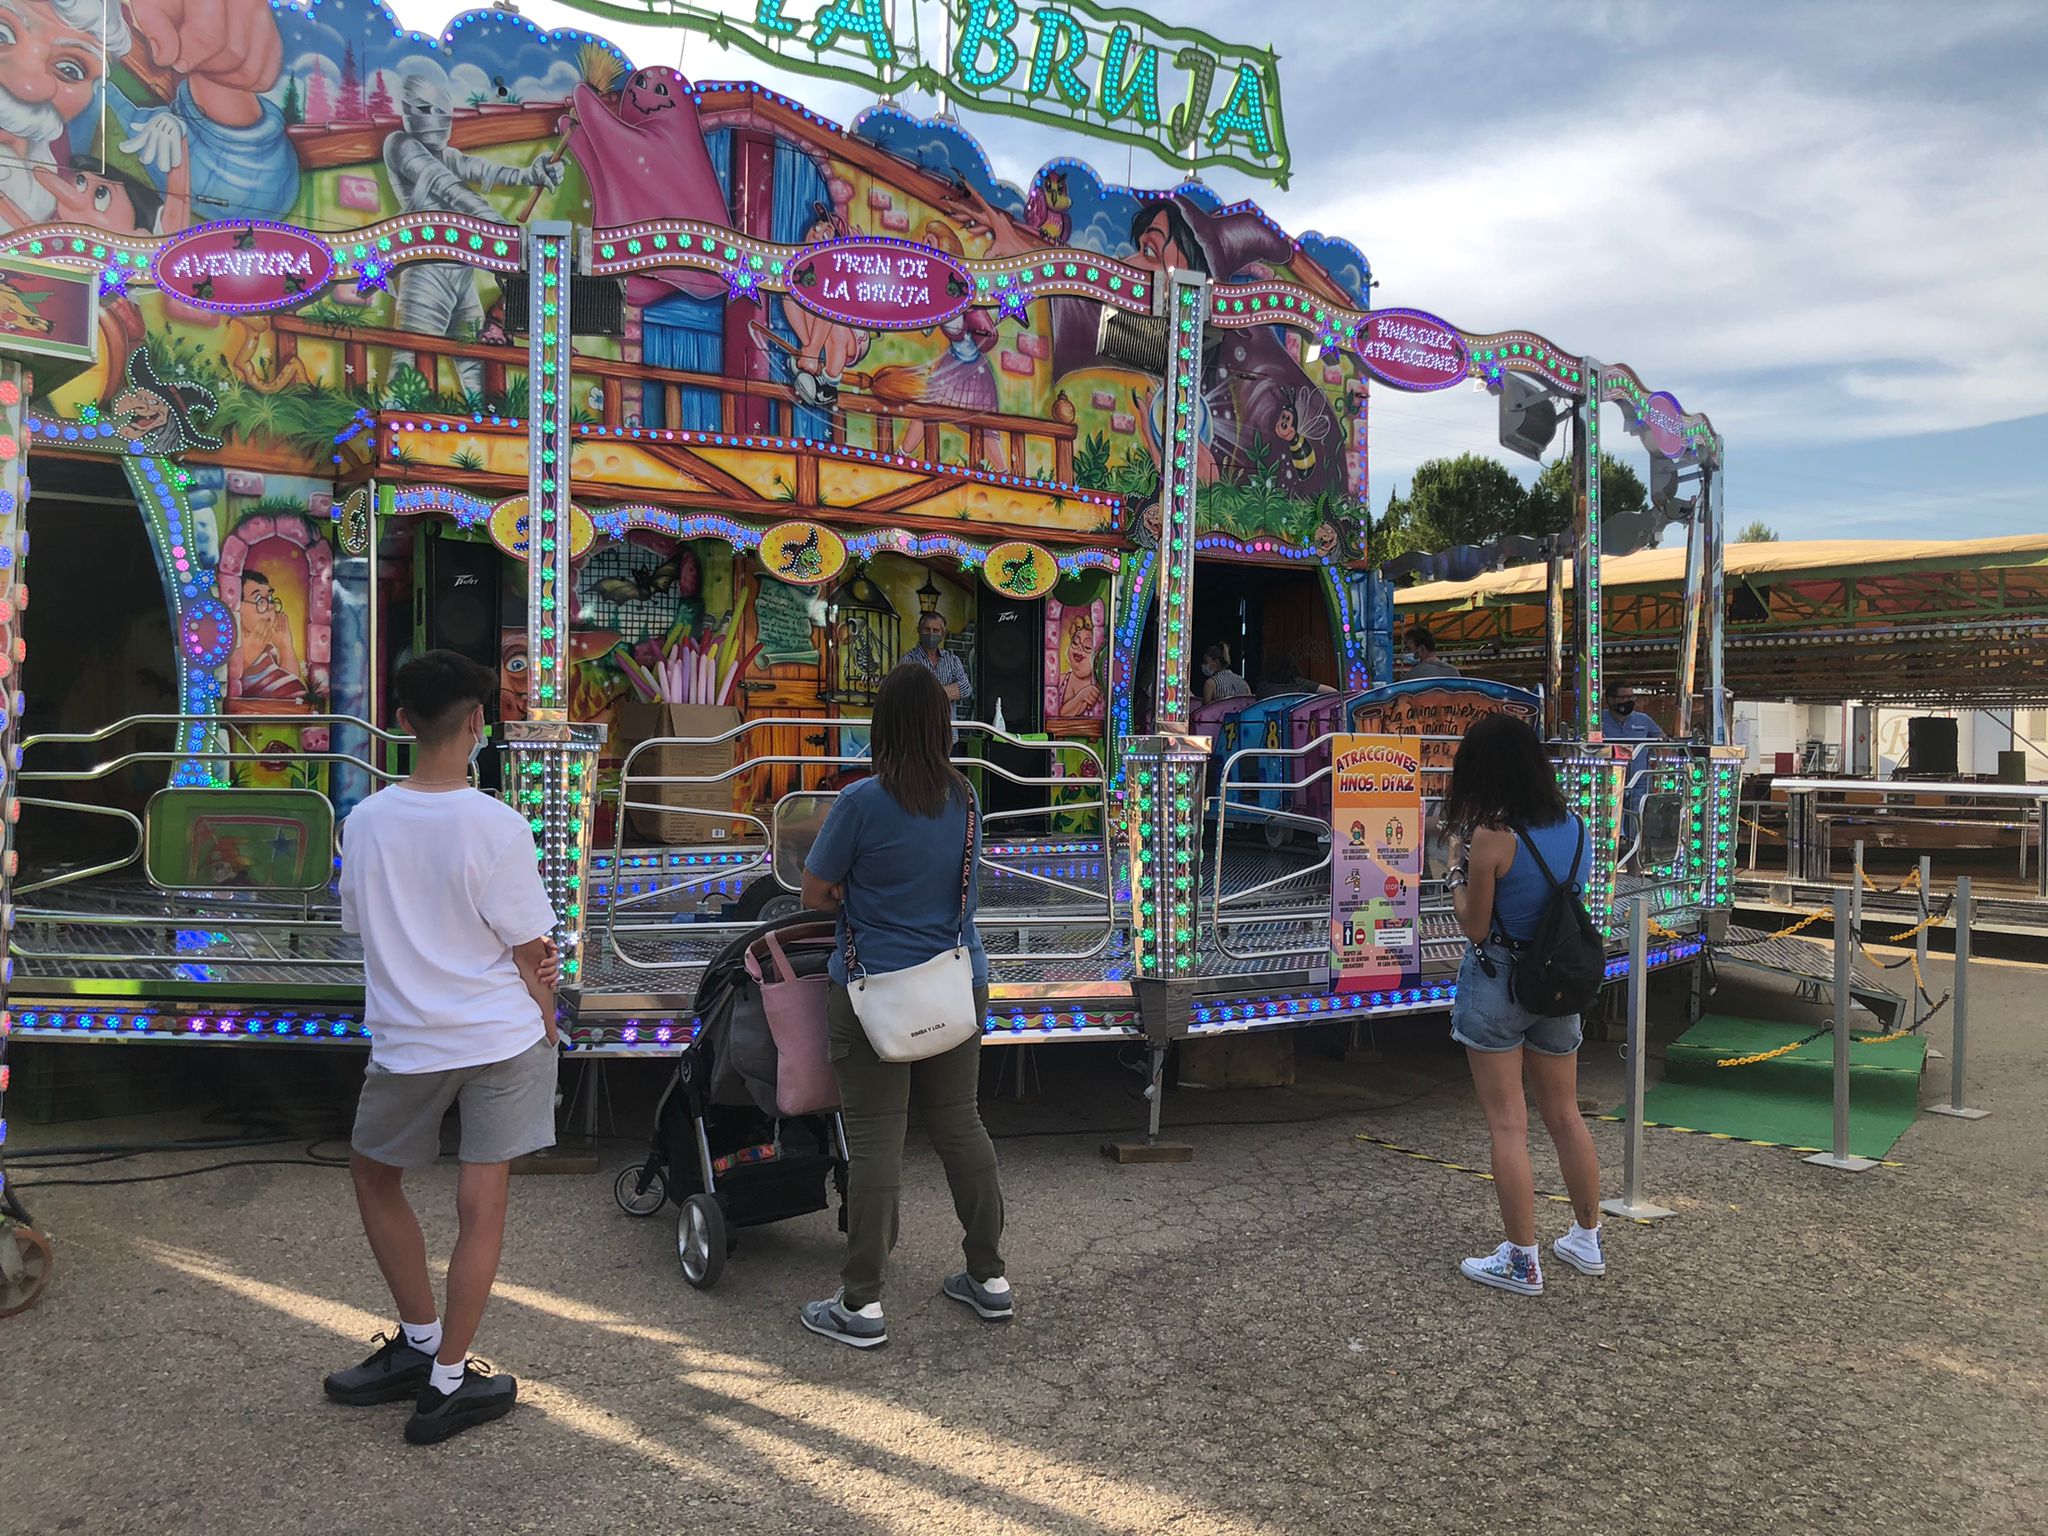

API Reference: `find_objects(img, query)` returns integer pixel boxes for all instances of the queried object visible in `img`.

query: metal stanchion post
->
[1914,855,1932,1028]
[1602,897,1674,1220]
[1930,876,1988,1119]
[1851,839,1864,937]
[1807,887,1878,1171]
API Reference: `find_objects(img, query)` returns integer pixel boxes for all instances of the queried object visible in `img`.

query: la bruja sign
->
[575,0,1291,184]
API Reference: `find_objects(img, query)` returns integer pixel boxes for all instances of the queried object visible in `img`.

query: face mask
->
[1201,663,1216,678]
[1398,651,1415,667]
[920,631,942,652]
[1613,700,1635,717]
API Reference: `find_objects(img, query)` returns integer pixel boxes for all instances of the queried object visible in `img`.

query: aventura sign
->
[553,0,1290,185]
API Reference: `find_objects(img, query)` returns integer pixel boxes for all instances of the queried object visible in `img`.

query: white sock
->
[429,1357,467,1396]
[1510,1241,1540,1263]
[979,1275,1011,1295]
[1571,1222,1602,1243]
[400,1318,442,1357]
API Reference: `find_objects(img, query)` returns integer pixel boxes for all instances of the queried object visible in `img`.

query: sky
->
[389,0,2048,543]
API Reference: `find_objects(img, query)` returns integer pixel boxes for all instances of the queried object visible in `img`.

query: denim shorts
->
[1450,943,1583,1057]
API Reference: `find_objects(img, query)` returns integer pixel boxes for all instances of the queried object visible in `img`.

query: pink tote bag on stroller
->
[742,921,842,1117]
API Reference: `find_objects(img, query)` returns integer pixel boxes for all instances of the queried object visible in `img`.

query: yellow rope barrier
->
[1714,1039,1811,1068]
[1739,817,1784,841]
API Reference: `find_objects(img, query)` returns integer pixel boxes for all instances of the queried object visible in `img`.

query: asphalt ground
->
[3,945,2042,1536]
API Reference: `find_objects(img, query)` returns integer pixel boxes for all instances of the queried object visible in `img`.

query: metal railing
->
[1776,776,2048,899]
[604,717,1115,979]
[1206,734,1723,966]
[10,713,414,970]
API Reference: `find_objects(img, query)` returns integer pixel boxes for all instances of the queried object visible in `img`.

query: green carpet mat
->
[1618,1014,1927,1159]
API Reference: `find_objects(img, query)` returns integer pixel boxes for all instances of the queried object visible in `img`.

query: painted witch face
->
[112,387,168,438]
[1131,208,1191,274]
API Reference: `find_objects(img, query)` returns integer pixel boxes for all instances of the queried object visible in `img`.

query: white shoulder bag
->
[844,795,981,1063]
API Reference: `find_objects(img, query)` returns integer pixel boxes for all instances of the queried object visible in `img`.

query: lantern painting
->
[826,568,900,705]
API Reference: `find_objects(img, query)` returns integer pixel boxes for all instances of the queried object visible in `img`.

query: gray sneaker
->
[323,1331,433,1405]
[942,1272,1014,1322]
[404,1362,518,1445]
[799,1292,888,1349]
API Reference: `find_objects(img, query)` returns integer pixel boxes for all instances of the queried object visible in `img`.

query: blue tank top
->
[1492,815,1590,943]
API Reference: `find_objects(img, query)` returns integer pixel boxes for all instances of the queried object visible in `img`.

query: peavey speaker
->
[503,275,624,337]
[414,524,502,671]
[976,594,1043,816]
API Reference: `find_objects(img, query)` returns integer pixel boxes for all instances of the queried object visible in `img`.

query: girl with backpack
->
[1442,713,1608,1296]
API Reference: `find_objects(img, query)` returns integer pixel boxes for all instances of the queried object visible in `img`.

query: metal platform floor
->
[1711,925,1908,1030]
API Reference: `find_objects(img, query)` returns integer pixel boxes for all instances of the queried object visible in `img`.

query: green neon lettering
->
[811,0,894,63]
[1166,46,1216,153]
[1097,25,1161,126]
[1028,8,1090,107]
[954,0,1021,90]
[755,0,798,36]
[1206,62,1275,156]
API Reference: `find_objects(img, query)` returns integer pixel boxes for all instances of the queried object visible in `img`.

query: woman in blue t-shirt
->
[798,662,1009,1348]
[1443,713,1607,1297]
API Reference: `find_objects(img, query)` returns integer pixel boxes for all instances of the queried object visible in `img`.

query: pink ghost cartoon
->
[569,67,733,307]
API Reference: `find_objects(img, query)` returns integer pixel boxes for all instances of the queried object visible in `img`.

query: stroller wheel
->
[0,1222,54,1317]
[1263,820,1294,851]
[613,1162,668,1218]
[678,1194,728,1289]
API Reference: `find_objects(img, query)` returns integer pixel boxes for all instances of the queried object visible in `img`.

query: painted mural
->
[10,0,1374,810]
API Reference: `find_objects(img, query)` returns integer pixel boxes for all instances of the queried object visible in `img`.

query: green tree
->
[1387,452,1530,549]
[280,73,302,126]
[1522,452,1650,537]
[1735,520,1780,543]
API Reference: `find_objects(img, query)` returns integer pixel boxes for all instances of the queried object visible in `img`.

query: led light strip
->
[587,224,1151,314]
[1154,271,1207,728]
[526,223,574,715]
[571,422,1120,507]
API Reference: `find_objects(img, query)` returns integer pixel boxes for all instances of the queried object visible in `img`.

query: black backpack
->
[1497,822,1606,1017]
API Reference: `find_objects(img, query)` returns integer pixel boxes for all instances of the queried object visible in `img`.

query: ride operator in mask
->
[900,611,972,722]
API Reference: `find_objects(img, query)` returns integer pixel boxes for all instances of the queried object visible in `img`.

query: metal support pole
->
[1930,876,1988,1119]
[1145,1044,1167,1143]
[1673,490,1707,739]
[1914,854,1932,1028]
[1543,542,1566,738]
[1573,369,1606,741]
[1806,887,1878,1170]
[1851,839,1864,938]
[0,361,29,1235]
[1703,450,1729,745]
[1602,897,1674,1220]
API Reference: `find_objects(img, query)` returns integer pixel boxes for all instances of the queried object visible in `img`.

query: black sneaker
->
[404,1362,518,1445]
[323,1332,433,1406]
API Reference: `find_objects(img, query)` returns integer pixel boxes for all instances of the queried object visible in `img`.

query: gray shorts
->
[351,1037,559,1168]
[1449,943,1584,1057]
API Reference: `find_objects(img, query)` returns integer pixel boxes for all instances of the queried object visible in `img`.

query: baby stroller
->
[613,911,849,1289]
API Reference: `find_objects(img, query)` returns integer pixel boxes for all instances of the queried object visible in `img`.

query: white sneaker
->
[1459,1241,1543,1295]
[1553,1225,1607,1276]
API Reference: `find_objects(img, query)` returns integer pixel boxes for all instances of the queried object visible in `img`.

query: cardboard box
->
[616,702,741,845]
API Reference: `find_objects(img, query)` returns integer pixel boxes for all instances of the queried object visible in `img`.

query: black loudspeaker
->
[503,275,625,337]
[1905,716,1958,779]
[415,526,505,788]
[976,595,1043,816]
[415,525,503,669]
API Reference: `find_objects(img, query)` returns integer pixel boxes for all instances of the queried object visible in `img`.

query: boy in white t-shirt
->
[324,650,561,1445]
